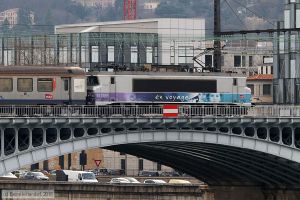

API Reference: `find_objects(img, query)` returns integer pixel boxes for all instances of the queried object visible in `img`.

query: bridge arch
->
[1,125,300,186]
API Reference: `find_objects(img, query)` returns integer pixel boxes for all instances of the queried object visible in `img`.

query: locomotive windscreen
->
[133,79,217,92]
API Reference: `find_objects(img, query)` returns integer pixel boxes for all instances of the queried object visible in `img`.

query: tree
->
[42,9,54,34]
[1,18,10,36]
[13,8,32,35]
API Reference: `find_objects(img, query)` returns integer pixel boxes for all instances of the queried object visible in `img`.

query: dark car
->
[93,168,108,176]
[159,171,180,177]
[107,169,125,176]
[138,171,159,177]
[24,172,49,181]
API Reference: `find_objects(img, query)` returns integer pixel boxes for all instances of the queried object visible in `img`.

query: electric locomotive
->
[86,71,252,106]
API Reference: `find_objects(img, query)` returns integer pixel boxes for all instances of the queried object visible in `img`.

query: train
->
[0,66,252,106]
[0,66,86,105]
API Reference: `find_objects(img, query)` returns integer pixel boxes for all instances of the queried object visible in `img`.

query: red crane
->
[123,0,137,20]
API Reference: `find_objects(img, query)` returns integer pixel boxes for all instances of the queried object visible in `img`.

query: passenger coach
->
[0,66,86,105]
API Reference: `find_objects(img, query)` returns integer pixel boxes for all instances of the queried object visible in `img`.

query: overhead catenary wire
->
[229,0,276,27]
[224,0,247,29]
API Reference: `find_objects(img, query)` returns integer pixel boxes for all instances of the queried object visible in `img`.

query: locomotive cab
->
[86,75,100,105]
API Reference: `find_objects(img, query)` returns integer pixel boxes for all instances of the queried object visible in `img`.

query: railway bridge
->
[0,105,300,186]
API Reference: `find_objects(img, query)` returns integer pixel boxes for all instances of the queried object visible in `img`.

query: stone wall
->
[0,181,211,200]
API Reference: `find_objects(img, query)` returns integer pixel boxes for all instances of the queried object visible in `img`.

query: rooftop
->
[247,74,273,81]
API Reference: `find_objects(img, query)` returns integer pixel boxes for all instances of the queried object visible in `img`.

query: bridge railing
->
[0,105,298,118]
[249,105,300,117]
[0,105,248,118]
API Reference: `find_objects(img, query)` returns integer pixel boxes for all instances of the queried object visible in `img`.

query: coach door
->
[62,77,72,104]
[109,76,116,102]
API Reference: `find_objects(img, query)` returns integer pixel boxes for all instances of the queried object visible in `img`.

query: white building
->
[143,1,160,10]
[0,8,35,28]
[55,18,205,69]
[71,0,116,8]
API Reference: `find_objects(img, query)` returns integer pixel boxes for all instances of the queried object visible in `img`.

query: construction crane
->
[123,0,137,20]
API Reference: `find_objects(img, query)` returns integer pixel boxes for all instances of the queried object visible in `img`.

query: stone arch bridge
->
[0,105,300,186]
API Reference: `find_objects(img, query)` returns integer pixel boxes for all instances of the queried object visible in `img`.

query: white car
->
[57,170,98,183]
[1,172,18,179]
[123,177,140,184]
[168,179,192,184]
[108,178,131,184]
[144,179,166,184]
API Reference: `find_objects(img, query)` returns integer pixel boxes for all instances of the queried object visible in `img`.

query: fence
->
[0,105,252,118]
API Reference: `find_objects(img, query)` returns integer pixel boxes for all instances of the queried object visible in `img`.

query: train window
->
[37,78,53,92]
[0,78,13,92]
[64,80,69,91]
[17,78,33,92]
[133,79,217,93]
[233,78,237,86]
[87,76,99,86]
[110,77,115,84]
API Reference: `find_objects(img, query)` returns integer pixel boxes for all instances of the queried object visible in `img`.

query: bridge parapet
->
[0,180,209,200]
[0,105,298,118]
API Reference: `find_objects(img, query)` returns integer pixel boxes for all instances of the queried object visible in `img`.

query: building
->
[203,40,273,76]
[102,149,172,176]
[273,0,300,104]
[55,18,205,71]
[30,148,173,175]
[143,0,160,10]
[247,73,273,105]
[0,8,35,28]
[71,0,116,8]
[0,18,204,71]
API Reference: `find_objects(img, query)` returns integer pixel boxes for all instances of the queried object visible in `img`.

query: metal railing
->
[0,105,298,118]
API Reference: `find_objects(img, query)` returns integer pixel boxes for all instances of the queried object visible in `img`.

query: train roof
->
[87,71,247,78]
[0,66,85,76]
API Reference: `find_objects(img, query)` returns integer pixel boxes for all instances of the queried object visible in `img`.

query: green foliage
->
[155,2,186,18]
[13,8,32,35]
[0,0,284,35]
[97,0,123,21]
[155,0,283,31]
[1,18,10,36]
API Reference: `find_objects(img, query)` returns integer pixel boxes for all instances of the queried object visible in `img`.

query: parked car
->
[56,170,98,183]
[0,172,18,179]
[11,170,28,178]
[138,170,159,177]
[168,179,191,184]
[49,170,57,176]
[159,171,180,177]
[24,172,49,181]
[107,169,125,176]
[123,177,140,184]
[41,170,51,177]
[144,179,166,184]
[108,178,131,184]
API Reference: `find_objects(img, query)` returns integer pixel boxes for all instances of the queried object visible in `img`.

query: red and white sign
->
[45,94,53,100]
[163,104,179,118]
[94,160,101,167]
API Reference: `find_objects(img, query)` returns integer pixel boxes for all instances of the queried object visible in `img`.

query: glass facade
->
[274,1,300,104]
[0,32,159,71]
